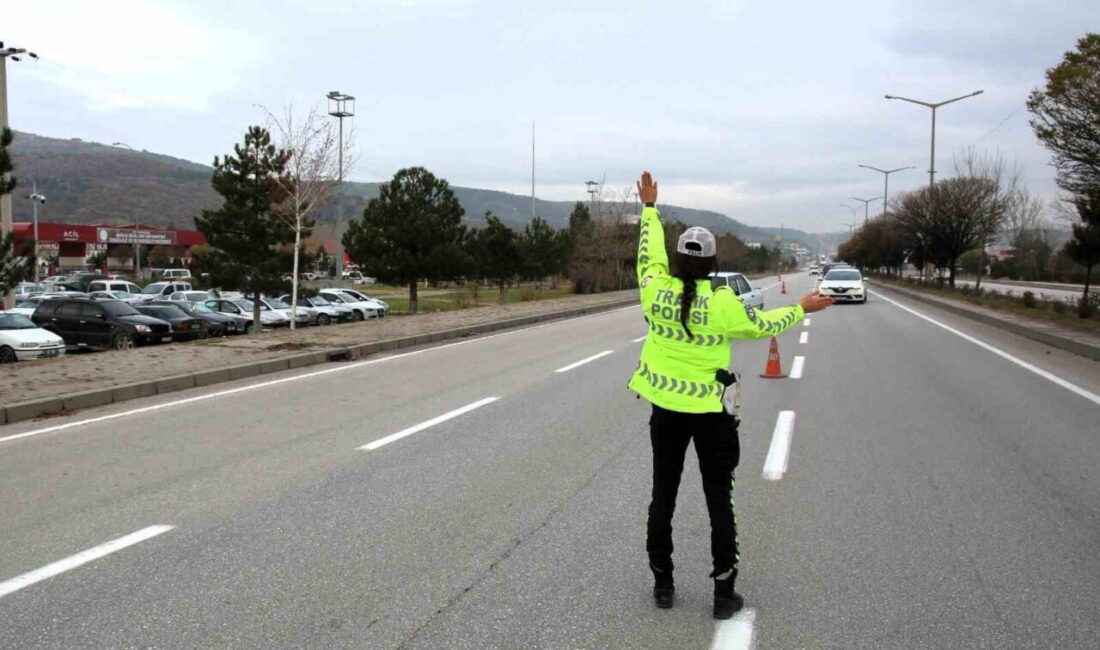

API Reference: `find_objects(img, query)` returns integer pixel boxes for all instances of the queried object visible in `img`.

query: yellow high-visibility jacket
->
[628,206,804,413]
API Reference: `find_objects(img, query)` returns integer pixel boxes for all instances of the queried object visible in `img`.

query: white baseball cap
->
[677,227,717,258]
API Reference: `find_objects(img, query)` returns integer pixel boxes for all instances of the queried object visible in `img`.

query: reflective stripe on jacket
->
[627,206,804,413]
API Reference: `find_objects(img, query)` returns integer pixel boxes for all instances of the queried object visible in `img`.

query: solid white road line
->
[762,411,796,481]
[633,336,647,343]
[555,350,614,373]
[0,525,173,599]
[871,291,1100,406]
[790,356,805,379]
[799,331,809,344]
[0,306,640,445]
[710,608,756,650]
[359,397,500,451]
[803,317,811,327]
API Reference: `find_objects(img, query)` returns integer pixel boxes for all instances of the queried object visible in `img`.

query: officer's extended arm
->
[636,171,669,288]
[716,290,805,340]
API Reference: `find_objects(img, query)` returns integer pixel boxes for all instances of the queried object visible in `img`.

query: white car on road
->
[0,312,67,362]
[818,268,867,303]
[709,272,765,310]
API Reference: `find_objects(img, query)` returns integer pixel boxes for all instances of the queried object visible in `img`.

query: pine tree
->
[194,126,294,331]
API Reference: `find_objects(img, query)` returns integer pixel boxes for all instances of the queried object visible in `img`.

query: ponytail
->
[672,252,716,341]
[679,279,697,339]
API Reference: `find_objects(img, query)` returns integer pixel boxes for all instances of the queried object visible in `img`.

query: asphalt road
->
[1,272,1098,649]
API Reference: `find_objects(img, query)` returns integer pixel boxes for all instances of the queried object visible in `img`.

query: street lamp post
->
[585,180,600,218]
[1,41,39,308]
[111,142,142,277]
[858,165,915,217]
[885,90,984,187]
[27,182,45,283]
[327,91,355,279]
[848,196,883,224]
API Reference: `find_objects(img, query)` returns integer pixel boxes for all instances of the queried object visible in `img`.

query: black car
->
[133,304,207,341]
[32,298,173,350]
[147,300,238,336]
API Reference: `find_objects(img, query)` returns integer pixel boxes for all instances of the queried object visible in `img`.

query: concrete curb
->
[870,281,1100,362]
[0,297,637,426]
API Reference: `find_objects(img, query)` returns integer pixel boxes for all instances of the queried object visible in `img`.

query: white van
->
[161,269,193,280]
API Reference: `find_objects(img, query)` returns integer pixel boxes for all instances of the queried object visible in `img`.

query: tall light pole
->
[858,165,915,217]
[327,91,354,279]
[27,183,45,283]
[848,196,882,224]
[1,41,39,308]
[585,180,600,218]
[885,90,983,187]
[111,142,142,277]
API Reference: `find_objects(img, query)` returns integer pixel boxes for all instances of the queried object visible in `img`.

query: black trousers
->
[646,404,741,579]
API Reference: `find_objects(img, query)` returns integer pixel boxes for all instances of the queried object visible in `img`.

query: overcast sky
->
[4,0,1094,232]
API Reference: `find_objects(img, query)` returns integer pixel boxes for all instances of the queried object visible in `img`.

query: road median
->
[0,291,638,426]
[869,280,1100,362]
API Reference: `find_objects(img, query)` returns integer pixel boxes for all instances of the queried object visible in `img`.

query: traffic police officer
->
[629,171,832,619]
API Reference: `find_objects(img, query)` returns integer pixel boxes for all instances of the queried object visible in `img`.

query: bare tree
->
[265,105,348,329]
[952,150,1020,290]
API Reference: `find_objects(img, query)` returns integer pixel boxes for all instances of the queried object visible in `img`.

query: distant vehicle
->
[160,269,193,280]
[0,313,66,362]
[329,288,389,316]
[87,280,145,302]
[819,262,851,278]
[709,272,765,310]
[258,297,313,326]
[341,269,364,281]
[138,281,193,302]
[68,272,111,292]
[317,289,381,320]
[42,275,70,285]
[808,266,821,276]
[148,300,239,336]
[204,298,290,331]
[134,304,207,341]
[818,268,867,303]
[276,294,354,325]
[32,298,173,350]
[14,282,45,298]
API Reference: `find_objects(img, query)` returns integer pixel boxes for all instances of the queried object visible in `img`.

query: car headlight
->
[134,324,151,333]
[19,342,37,349]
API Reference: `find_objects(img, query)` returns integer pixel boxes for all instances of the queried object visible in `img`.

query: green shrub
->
[1022,291,1037,308]
[1052,300,1068,314]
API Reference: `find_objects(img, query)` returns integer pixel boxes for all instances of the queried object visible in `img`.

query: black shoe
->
[651,563,674,609]
[713,576,744,620]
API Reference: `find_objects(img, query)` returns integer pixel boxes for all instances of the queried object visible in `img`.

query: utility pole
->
[885,90,983,187]
[27,182,45,283]
[110,142,143,277]
[531,122,535,222]
[858,165,915,217]
[327,91,355,279]
[1,41,38,308]
[585,180,599,218]
[848,196,882,225]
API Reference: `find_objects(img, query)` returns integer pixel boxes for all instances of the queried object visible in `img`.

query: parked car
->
[0,313,67,362]
[709,272,765,310]
[204,298,290,331]
[148,300,239,336]
[68,273,111,292]
[137,281,194,302]
[87,280,145,302]
[818,268,867,303]
[341,269,364,282]
[258,297,313,327]
[42,275,70,284]
[333,288,390,316]
[276,294,354,325]
[160,269,193,280]
[167,290,213,304]
[32,298,173,350]
[14,282,46,298]
[134,304,207,340]
[317,289,381,320]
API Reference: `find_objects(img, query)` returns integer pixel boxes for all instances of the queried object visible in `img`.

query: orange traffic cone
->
[759,336,787,378]
[780,280,787,294]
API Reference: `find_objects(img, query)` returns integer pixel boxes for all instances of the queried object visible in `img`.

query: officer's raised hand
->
[637,171,658,204]
[800,293,833,313]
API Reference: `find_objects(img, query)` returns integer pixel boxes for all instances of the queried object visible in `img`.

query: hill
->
[8,130,831,250]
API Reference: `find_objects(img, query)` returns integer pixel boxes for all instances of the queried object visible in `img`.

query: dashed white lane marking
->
[359,397,500,451]
[633,336,647,343]
[871,291,1100,406]
[0,306,639,445]
[803,317,811,327]
[790,356,805,379]
[555,350,614,373]
[762,411,796,481]
[799,331,809,344]
[0,525,173,599]
[710,608,756,649]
